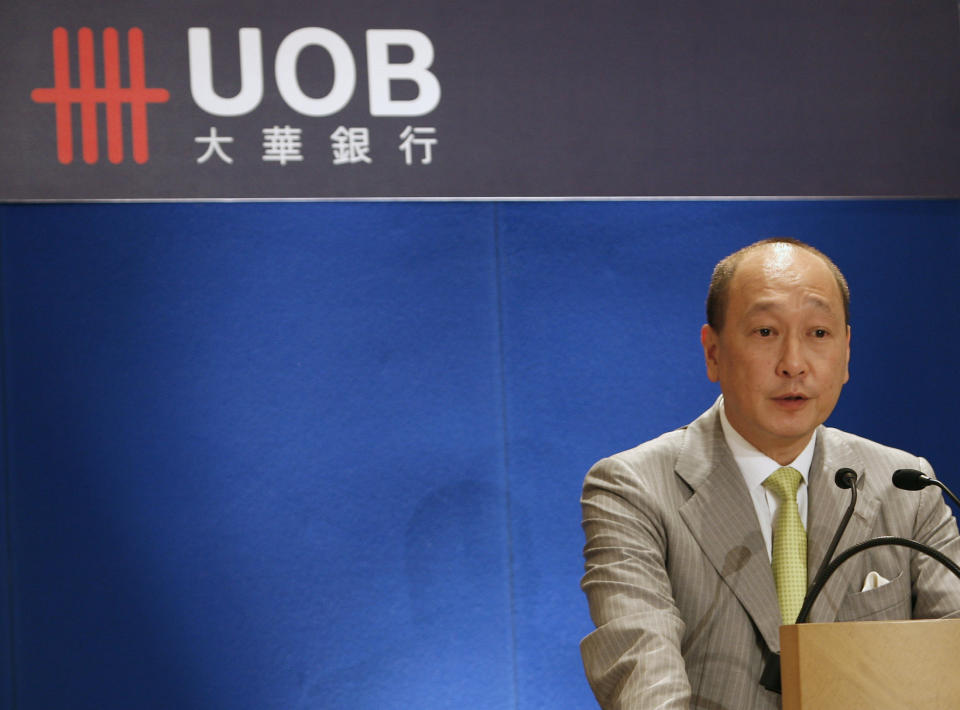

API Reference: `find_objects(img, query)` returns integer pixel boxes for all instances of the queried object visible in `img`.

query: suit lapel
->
[805,430,880,622]
[677,404,783,652]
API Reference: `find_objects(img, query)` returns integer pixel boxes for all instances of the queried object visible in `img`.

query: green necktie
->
[764,466,807,624]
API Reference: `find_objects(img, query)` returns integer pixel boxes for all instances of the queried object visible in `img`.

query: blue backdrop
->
[1,200,957,709]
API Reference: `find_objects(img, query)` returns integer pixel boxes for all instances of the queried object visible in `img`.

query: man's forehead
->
[739,242,817,273]
[730,246,845,311]
[736,246,833,288]
[758,241,800,271]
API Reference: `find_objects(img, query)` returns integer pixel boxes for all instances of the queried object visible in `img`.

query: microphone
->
[835,467,858,490]
[893,468,960,508]
[760,467,859,693]
[892,468,932,490]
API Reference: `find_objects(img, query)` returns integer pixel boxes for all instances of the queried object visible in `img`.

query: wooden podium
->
[779,619,960,710]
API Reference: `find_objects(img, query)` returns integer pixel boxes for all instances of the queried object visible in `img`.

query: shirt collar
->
[718,397,816,490]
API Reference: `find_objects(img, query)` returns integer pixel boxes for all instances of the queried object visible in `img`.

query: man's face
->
[700,244,850,464]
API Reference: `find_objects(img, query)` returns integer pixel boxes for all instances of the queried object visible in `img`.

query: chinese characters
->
[194,125,438,166]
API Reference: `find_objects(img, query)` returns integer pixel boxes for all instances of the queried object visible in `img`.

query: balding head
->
[706,238,850,332]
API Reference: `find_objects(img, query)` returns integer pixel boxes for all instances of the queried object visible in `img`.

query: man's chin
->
[766,420,820,446]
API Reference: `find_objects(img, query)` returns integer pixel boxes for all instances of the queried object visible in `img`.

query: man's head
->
[700,239,851,464]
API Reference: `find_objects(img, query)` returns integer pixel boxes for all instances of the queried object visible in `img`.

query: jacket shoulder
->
[822,426,930,471]
[583,426,688,491]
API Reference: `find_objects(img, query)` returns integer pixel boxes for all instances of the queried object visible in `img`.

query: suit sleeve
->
[580,457,692,710]
[910,457,960,619]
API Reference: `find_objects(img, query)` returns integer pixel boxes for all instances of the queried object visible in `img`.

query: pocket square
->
[861,570,890,592]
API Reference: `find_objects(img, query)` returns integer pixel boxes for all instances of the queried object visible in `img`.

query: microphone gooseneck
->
[804,536,960,606]
[795,467,858,624]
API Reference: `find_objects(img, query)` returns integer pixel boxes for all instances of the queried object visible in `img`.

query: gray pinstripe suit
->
[580,400,960,709]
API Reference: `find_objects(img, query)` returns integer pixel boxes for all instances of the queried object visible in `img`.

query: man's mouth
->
[775,394,808,402]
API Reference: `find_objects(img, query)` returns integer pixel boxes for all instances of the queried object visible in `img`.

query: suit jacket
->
[580,399,960,709]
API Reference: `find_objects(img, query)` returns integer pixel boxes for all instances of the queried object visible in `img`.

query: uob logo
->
[31,27,170,165]
[31,26,440,166]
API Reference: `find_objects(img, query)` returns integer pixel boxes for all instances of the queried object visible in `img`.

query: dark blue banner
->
[3,0,959,199]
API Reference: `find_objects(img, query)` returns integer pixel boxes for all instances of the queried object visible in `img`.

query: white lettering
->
[366,30,440,117]
[188,27,440,117]
[275,28,356,117]
[188,28,264,117]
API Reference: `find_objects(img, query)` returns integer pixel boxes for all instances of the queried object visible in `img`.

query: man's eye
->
[756,328,772,337]
[813,329,828,338]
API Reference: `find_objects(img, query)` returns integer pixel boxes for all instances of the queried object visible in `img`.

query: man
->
[579,239,960,709]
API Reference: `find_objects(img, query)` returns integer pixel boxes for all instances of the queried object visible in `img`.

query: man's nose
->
[778,337,807,377]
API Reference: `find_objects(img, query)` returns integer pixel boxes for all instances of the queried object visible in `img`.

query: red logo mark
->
[31,27,170,164]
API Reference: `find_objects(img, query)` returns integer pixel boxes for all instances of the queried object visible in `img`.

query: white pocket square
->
[861,571,890,592]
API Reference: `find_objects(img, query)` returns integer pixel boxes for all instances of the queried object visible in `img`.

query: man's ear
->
[843,324,851,384]
[701,324,721,383]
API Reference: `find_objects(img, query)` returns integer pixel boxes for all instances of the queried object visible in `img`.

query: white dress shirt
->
[719,399,816,561]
